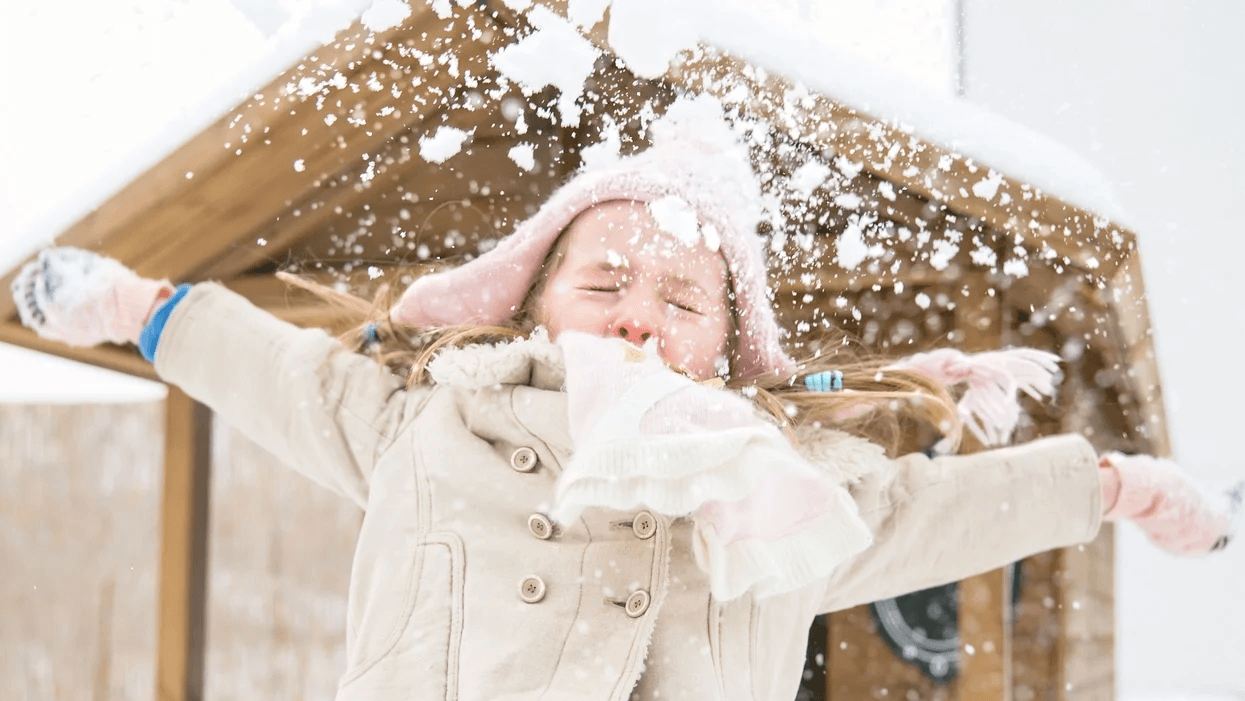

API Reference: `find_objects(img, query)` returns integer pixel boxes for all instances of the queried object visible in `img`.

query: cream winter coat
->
[154,283,1103,701]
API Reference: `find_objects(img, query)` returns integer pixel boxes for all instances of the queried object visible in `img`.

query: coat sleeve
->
[817,433,1103,614]
[152,282,432,508]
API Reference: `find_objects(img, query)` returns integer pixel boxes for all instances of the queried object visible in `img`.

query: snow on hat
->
[390,94,794,380]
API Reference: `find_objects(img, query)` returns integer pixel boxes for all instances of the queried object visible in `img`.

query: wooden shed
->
[0,1,1166,699]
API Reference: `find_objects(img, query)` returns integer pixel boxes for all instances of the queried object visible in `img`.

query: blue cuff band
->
[139,283,193,363]
[803,370,843,392]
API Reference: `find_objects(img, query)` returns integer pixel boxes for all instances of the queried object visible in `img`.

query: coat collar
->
[426,329,891,489]
[426,327,566,392]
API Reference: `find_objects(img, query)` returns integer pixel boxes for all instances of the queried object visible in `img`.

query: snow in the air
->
[418,125,473,164]
[833,219,870,271]
[605,0,699,80]
[1,1,1242,697]
[508,143,537,172]
[790,161,832,197]
[491,5,600,127]
[359,0,411,32]
[648,196,703,249]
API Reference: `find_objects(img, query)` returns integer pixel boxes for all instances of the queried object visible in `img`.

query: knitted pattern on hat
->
[391,94,793,381]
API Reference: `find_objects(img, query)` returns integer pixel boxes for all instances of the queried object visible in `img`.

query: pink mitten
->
[10,247,172,347]
[1099,451,1240,555]
[891,347,1061,448]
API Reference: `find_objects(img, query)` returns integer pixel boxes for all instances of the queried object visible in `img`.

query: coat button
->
[528,513,554,540]
[510,447,538,472]
[624,589,651,618]
[631,510,656,540]
[519,576,546,603]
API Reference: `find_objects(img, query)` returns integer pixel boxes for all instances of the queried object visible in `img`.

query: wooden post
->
[954,263,1012,701]
[156,386,212,701]
[959,567,1013,701]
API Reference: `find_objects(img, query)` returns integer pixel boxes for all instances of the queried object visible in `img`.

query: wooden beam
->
[959,568,1014,701]
[1055,526,1115,701]
[953,256,1012,701]
[0,322,158,381]
[194,133,547,282]
[156,386,212,701]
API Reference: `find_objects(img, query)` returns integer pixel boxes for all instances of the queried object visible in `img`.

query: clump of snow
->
[834,156,864,180]
[647,196,701,248]
[508,143,536,172]
[835,220,869,270]
[430,0,453,19]
[929,239,958,270]
[605,248,627,267]
[568,0,611,28]
[419,126,473,164]
[971,169,1005,201]
[1002,258,1029,278]
[970,244,997,267]
[648,93,745,155]
[701,223,721,252]
[607,0,699,79]
[833,193,863,211]
[790,160,831,196]
[360,0,411,32]
[293,159,306,172]
[580,120,623,168]
[503,0,533,12]
[491,6,600,127]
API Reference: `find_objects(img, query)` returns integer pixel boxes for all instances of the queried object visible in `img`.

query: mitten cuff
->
[110,277,174,345]
[139,284,193,362]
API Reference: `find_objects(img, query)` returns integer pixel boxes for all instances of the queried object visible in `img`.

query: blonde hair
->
[278,252,961,458]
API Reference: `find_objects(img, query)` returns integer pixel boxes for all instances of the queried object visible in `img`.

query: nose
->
[611,319,656,344]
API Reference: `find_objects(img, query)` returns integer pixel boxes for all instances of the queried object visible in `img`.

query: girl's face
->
[533,200,733,380]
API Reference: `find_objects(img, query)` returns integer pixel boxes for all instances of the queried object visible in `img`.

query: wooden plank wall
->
[0,402,163,700]
[202,409,357,700]
[0,401,356,700]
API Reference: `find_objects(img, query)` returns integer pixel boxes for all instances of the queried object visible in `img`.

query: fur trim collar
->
[426,327,566,392]
[428,330,891,489]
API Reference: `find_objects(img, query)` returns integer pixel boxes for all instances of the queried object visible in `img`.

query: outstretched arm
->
[11,248,427,507]
[817,433,1102,614]
[816,433,1237,614]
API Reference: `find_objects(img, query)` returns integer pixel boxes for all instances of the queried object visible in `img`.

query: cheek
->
[537,286,607,336]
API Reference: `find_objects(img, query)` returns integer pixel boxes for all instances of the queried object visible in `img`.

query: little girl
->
[11,96,1234,701]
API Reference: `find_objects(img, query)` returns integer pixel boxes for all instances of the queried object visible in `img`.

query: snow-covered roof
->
[693,2,1127,224]
[0,0,1132,404]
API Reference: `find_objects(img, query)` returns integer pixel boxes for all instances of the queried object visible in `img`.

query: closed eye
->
[667,300,701,314]
[581,286,620,293]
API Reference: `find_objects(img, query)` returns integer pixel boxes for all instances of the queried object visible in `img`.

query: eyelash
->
[579,286,702,315]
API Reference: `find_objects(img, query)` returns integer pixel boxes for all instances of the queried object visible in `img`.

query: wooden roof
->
[0,0,1169,454]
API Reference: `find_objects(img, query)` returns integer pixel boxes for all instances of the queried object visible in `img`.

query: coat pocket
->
[710,594,755,700]
[338,532,466,700]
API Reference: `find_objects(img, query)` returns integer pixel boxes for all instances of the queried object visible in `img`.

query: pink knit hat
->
[390,95,794,380]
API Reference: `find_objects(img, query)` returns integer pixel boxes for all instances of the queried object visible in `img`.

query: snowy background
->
[0,0,1241,697]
